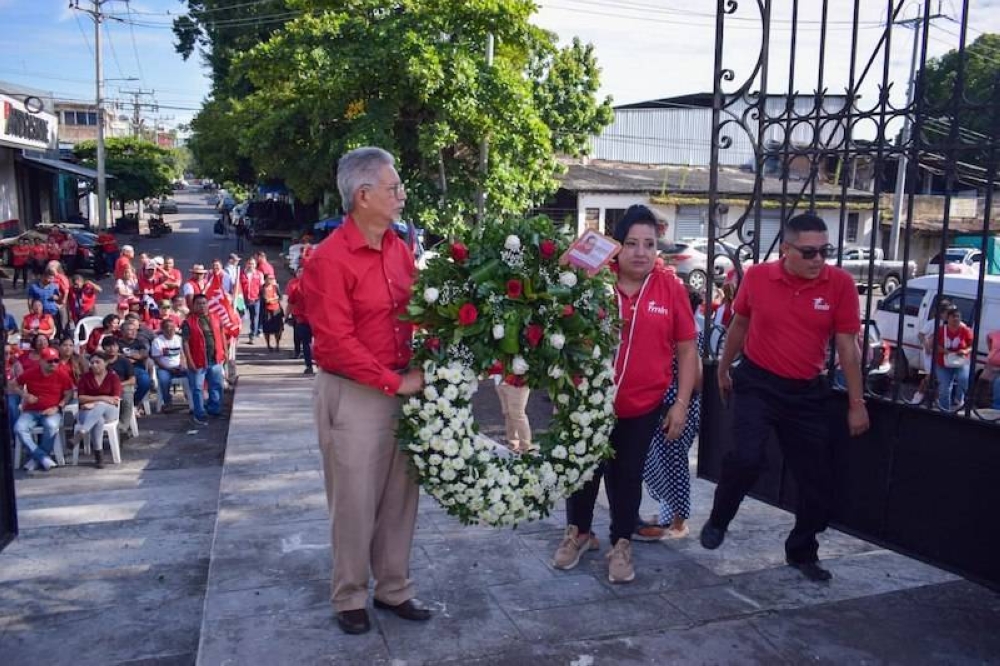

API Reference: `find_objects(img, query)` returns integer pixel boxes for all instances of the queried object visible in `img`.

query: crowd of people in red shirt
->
[6,239,314,471]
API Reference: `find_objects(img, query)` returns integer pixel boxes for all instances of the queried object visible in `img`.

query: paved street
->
[2,193,1000,664]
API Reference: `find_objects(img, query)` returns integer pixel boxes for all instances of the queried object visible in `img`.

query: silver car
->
[659,238,748,290]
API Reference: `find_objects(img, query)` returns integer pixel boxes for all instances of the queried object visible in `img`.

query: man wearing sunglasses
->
[701,212,869,583]
[14,346,75,471]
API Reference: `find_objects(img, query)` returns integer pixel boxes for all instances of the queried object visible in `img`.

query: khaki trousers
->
[496,382,532,449]
[314,371,419,611]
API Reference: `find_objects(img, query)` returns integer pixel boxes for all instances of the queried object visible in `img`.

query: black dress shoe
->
[336,608,371,634]
[787,559,833,582]
[373,597,432,621]
[700,523,726,550]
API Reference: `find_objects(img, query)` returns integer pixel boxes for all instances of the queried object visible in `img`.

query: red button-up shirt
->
[303,216,415,395]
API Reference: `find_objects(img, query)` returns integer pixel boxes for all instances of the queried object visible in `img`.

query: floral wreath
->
[399,216,620,526]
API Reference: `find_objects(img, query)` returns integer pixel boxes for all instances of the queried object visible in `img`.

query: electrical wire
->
[125,1,148,88]
[73,11,95,58]
[103,21,129,81]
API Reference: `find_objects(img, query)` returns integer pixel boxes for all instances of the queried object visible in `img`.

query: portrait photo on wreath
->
[561,230,620,275]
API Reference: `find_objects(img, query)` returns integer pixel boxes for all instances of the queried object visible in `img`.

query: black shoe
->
[304,367,314,376]
[700,523,726,550]
[336,608,371,634]
[787,559,833,582]
[373,597,432,621]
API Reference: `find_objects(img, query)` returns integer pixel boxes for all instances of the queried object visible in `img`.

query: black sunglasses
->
[788,243,836,260]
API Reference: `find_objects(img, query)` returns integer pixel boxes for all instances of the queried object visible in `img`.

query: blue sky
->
[1,1,997,134]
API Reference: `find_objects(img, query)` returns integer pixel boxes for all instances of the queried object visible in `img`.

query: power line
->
[124,0,147,88]
[73,11,95,58]
[103,21,128,81]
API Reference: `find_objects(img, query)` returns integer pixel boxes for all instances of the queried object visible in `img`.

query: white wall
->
[0,148,19,224]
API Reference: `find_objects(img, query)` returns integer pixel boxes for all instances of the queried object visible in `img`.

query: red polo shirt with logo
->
[734,259,860,380]
[302,216,415,395]
[614,265,697,418]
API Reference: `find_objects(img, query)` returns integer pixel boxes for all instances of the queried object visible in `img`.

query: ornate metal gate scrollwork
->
[699,0,1000,588]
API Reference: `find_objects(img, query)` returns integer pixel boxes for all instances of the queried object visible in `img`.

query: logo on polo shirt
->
[813,297,831,311]
[647,301,669,316]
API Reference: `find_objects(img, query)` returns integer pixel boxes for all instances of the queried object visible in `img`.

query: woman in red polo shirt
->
[22,300,57,340]
[74,352,122,468]
[553,204,698,585]
[934,305,974,411]
[11,239,31,288]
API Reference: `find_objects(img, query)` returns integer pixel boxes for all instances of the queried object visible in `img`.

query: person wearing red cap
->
[701,212,869,583]
[552,204,698,585]
[14,346,75,471]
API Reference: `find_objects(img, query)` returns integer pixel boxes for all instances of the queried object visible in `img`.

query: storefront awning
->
[16,155,111,181]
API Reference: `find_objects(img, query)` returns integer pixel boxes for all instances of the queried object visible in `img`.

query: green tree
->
[73,137,175,217]
[920,32,1000,180]
[221,0,612,235]
[186,97,256,186]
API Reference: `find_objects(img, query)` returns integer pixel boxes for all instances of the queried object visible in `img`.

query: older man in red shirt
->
[702,212,869,583]
[303,147,427,635]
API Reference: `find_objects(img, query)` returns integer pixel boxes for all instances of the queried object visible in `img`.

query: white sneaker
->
[909,392,925,405]
[40,456,57,471]
[23,458,38,471]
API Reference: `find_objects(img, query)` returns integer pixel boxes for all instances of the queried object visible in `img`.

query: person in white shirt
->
[151,319,187,411]
[911,299,952,405]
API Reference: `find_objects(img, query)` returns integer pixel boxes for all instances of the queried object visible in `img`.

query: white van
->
[874,274,1000,374]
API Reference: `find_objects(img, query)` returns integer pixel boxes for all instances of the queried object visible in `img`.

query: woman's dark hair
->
[91,352,111,363]
[612,204,660,244]
[31,333,50,350]
[686,285,704,314]
[101,313,119,328]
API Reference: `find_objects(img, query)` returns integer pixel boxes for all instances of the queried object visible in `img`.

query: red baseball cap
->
[40,347,59,361]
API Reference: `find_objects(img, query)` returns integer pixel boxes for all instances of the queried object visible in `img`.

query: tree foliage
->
[180,0,614,235]
[73,137,175,210]
[921,33,1000,140]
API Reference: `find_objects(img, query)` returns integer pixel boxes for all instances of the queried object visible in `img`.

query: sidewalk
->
[197,352,1000,665]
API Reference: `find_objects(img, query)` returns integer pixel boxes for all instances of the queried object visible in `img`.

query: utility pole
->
[476,33,494,225]
[889,3,946,259]
[119,89,157,138]
[71,0,114,230]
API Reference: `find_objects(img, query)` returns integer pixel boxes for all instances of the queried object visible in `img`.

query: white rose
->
[424,287,440,304]
[423,386,439,401]
[558,271,578,288]
[557,394,570,405]
[548,366,564,379]
[443,385,459,401]
[511,356,529,375]
[592,345,602,359]
[552,445,568,460]
[504,235,522,251]
[492,324,505,340]
[549,333,566,350]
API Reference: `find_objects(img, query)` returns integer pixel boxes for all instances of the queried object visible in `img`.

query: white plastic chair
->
[72,403,122,465]
[74,316,104,353]
[14,420,67,468]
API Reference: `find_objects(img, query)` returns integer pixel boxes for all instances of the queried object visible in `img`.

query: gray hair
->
[337,147,395,214]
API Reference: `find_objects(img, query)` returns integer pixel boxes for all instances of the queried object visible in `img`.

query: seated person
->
[75,352,123,469]
[22,299,57,340]
[13,346,75,471]
[101,337,137,439]
[151,319,187,411]
[86,314,120,355]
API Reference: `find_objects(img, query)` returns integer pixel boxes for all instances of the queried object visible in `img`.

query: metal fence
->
[699,0,1000,588]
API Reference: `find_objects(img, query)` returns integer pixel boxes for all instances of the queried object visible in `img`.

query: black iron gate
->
[1,299,17,552]
[701,0,1000,588]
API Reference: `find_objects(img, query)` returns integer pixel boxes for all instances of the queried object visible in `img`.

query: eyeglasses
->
[788,243,836,260]
[363,182,406,200]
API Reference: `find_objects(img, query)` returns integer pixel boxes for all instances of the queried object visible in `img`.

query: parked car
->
[832,246,917,294]
[657,240,718,290]
[925,247,982,276]
[0,227,102,274]
[683,237,752,280]
[150,198,179,214]
[874,274,1000,376]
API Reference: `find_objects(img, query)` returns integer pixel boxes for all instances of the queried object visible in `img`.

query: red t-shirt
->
[936,323,974,367]
[30,243,47,261]
[286,277,308,322]
[115,256,133,280]
[302,216,415,395]
[613,266,697,418]
[46,242,62,260]
[11,245,29,267]
[97,233,118,253]
[78,370,122,398]
[158,268,182,301]
[18,365,74,412]
[734,260,860,380]
[256,259,276,279]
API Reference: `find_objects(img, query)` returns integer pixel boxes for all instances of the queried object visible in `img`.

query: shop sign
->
[0,93,57,151]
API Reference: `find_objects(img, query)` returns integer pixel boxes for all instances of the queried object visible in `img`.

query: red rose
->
[506,279,523,299]
[571,374,583,387]
[425,337,441,352]
[488,360,504,376]
[450,242,469,263]
[458,303,478,326]
[525,324,544,348]
[597,307,607,320]
[504,373,526,387]
[539,239,557,260]
[562,304,575,317]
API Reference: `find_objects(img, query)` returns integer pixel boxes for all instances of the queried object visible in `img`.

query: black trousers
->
[707,357,834,564]
[294,321,313,370]
[566,406,662,545]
